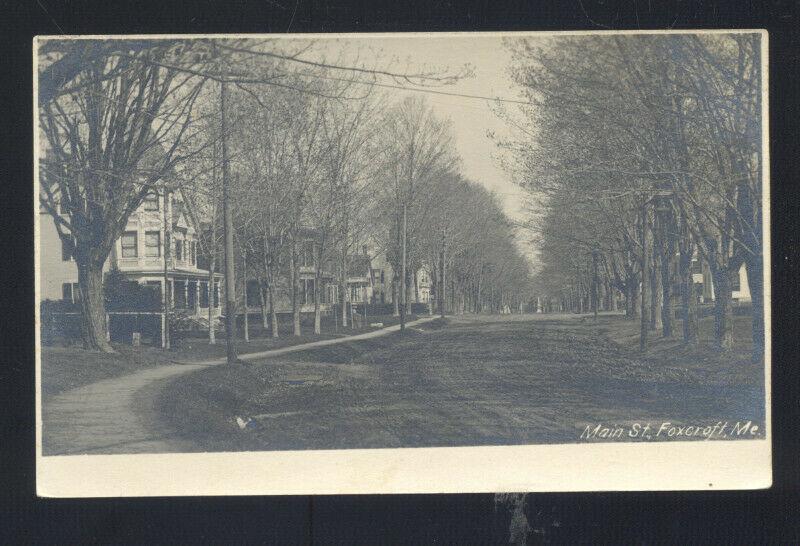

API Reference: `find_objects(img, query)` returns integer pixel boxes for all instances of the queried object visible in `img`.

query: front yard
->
[40,312,422,400]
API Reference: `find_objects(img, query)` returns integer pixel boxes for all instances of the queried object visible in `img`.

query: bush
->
[40,299,81,345]
[104,269,162,312]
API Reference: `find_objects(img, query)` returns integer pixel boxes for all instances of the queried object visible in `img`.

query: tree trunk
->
[679,245,698,344]
[625,271,638,319]
[259,283,269,329]
[404,270,412,316]
[392,272,399,317]
[712,268,734,350]
[221,81,238,364]
[162,191,172,350]
[314,264,322,335]
[242,252,249,343]
[652,210,669,335]
[649,250,661,331]
[439,264,446,318]
[268,282,278,338]
[745,256,765,361]
[290,237,301,336]
[77,259,114,352]
[340,245,348,328]
[659,243,674,338]
[400,204,407,329]
[640,202,648,352]
[707,234,734,350]
[207,214,217,345]
[591,251,599,319]
[413,269,420,307]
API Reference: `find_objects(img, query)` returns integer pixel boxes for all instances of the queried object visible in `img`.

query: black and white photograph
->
[34,30,770,496]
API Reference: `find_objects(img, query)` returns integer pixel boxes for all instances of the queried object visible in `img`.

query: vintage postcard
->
[35,30,770,496]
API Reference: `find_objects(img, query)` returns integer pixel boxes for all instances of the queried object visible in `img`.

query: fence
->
[41,308,166,348]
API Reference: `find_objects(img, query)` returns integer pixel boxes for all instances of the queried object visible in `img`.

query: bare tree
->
[39,40,207,351]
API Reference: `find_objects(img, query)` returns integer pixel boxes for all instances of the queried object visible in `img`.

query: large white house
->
[39,189,223,321]
[690,254,752,303]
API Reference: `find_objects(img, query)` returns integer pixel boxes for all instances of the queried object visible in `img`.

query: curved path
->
[42,316,439,455]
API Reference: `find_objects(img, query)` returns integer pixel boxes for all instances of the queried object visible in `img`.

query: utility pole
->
[400,203,407,331]
[208,147,217,345]
[363,285,367,328]
[221,80,238,364]
[592,249,599,320]
[162,189,171,349]
[242,248,249,342]
[439,227,446,319]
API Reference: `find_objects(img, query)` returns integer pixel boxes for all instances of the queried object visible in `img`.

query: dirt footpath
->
[41,316,438,456]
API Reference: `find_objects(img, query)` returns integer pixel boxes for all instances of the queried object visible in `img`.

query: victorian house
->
[40,188,223,323]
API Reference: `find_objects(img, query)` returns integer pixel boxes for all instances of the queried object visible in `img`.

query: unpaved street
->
[155,314,765,453]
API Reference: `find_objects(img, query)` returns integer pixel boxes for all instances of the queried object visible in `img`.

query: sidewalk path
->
[42,316,439,455]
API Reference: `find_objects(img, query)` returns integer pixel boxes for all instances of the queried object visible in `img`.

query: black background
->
[2,1,799,543]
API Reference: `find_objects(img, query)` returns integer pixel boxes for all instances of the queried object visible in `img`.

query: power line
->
[291,70,533,106]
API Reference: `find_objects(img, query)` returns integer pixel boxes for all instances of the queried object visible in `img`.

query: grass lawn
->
[40,312,423,399]
[156,314,764,452]
[589,312,761,385]
[40,345,183,399]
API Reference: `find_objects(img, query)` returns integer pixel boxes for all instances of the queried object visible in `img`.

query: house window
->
[175,239,183,262]
[62,282,81,304]
[691,259,703,275]
[350,284,363,303]
[300,241,314,267]
[191,241,197,265]
[143,192,159,211]
[121,231,138,258]
[200,281,209,308]
[213,280,220,308]
[302,279,315,305]
[145,231,161,257]
[145,280,162,301]
[174,279,187,308]
[380,270,385,284]
[327,284,338,305]
[62,283,72,302]
[188,280,197,309]
[61,238,72,261]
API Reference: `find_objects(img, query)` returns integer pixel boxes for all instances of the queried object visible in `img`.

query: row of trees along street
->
[497,33,764,360]
[38,38,532,362]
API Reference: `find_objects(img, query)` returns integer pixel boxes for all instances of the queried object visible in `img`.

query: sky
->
[299,35,536,263]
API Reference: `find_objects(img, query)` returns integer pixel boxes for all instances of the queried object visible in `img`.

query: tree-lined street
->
[38,34,766,457]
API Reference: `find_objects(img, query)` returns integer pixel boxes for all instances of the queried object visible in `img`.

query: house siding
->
[38,190,222,319]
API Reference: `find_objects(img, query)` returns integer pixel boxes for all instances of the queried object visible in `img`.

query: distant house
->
[363,248,432,307]
[39,188,224,322]
[690,254,752,304]
[416,265,432,304]
[347,250,374,305]
[240,238,379,316]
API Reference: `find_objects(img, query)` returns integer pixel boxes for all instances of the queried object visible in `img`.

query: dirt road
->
[156,314,765,452]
